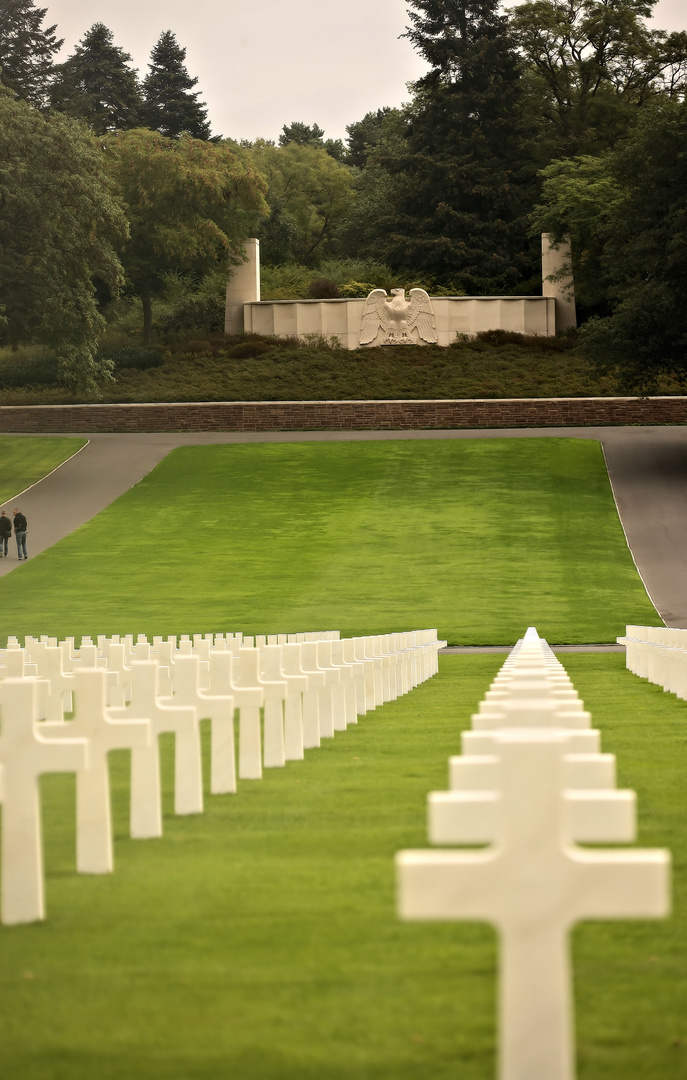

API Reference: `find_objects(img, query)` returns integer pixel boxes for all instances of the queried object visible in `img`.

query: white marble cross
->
[397,731,670,1080]
[0,678,88,924]
[208,652,263,779]
[260,645,309,762]
[166,654,236,794]
[109,660,203,826]
[42,669,150,873]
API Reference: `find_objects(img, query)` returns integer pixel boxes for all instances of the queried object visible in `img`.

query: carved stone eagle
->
[359,288,437,346]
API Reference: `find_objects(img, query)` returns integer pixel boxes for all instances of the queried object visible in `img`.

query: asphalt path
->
[1,425,685,629]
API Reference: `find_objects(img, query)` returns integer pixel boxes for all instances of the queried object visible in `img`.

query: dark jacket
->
[13,513,27,532]
[0,516,11,538]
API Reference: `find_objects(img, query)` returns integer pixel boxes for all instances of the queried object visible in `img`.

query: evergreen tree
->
[279,122,325,147]
[361,0,539,290]
[0,0,63,107]
[142,30,211,139]
[49,23,142,134]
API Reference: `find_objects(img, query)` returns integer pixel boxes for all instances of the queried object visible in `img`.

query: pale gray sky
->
[42,0,686,143]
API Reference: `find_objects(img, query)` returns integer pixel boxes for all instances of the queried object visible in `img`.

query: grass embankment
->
[1,332,681,405]
[0,439,657,645]
[0,654,683,1080]
[0,436,86,504]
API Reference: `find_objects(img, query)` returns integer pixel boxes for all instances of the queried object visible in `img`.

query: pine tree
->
[0,0,63,107]
[142,31,211,139]
[49,23,142,134]
[370,0,539,290]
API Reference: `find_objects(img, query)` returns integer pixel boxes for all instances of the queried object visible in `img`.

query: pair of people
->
[0,508,28,560]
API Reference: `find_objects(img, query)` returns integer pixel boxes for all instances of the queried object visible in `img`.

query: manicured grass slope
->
[0,436,86,505]
[0,439,657,645]
[0,655,684,1080]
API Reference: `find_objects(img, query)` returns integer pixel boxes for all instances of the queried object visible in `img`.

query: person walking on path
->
[0,510,11,558]
[13,508,27,560]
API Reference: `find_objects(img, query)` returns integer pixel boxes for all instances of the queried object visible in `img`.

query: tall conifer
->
[373,0,538,289]
[50,23,142,134]
[142,31,211,139]
[0,0,62,107]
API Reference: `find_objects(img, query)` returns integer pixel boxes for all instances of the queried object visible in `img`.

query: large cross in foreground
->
[396,730,670,1080]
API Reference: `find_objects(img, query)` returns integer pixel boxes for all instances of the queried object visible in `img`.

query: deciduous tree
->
[532,99,687,388]
[510,0,687,157]
[0,87,128,388]
[103,129,268,342]
[250,142,354,265]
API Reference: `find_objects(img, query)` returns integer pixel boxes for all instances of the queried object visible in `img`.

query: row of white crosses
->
[619,624,687,696]
[396,626,671,1080]
[0,627,445,926]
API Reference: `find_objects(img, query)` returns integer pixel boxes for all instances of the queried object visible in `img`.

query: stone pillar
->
[541,234,576,333]
[225,238,260,335]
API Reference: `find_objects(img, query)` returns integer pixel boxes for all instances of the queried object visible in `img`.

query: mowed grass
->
[0,654,684,1080]
[0,436,86,505]
[0,438,658,646]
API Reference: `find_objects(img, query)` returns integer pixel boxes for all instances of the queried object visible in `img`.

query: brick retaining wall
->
[0,398,686,433]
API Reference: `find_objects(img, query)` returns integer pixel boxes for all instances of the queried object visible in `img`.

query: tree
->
[0,87,128,389]
[532,99,687,388]
[279,122,325,147]
[103,129,268,342]
[345,108,397,168]
[0,0,62,107]
[249,142,355,265]
[142,30,211,139]
[357,0,538,290]
[49,23,143,134]
[510,0,687,158]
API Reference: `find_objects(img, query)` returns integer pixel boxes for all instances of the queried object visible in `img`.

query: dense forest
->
[1,0,686,390]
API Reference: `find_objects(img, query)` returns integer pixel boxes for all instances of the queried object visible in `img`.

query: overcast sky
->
[42,0,686,143]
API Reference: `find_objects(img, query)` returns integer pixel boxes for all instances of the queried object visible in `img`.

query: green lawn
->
[0,436,86,505]
[0,654,684,1080]
[0,438,658,645]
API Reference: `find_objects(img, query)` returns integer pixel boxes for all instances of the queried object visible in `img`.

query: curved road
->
[1,426,685,626]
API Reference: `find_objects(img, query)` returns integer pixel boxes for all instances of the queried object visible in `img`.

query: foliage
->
[250,142,355,266]
[103,128,268,343]
[532,98,687,388]
[0,344,58,388]
[0,88,128,390]
[142,30,211,140]
[345,107,398,167]
[49,22,143,134]
[157,292,225,336]
[510,0,687,158]
[0,0,62,107]
[308,277,341,299]
[350,0,539,291]
[279,121,325,146]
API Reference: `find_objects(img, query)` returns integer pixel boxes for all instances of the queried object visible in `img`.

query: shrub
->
[158,294,225,337]
[0,345,59,388]
[226,341,274,359]
[308,278,341,299]
[98,344,165,371]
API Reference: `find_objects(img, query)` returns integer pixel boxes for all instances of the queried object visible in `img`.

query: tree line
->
[1,0,687,390]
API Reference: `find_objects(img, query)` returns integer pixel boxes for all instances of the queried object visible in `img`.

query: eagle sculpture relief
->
[359,288,437,346]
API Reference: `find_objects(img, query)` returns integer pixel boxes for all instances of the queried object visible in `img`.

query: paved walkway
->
[2,425,685,628]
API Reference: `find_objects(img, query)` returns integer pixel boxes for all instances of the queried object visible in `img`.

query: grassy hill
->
[1,331,681,405]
